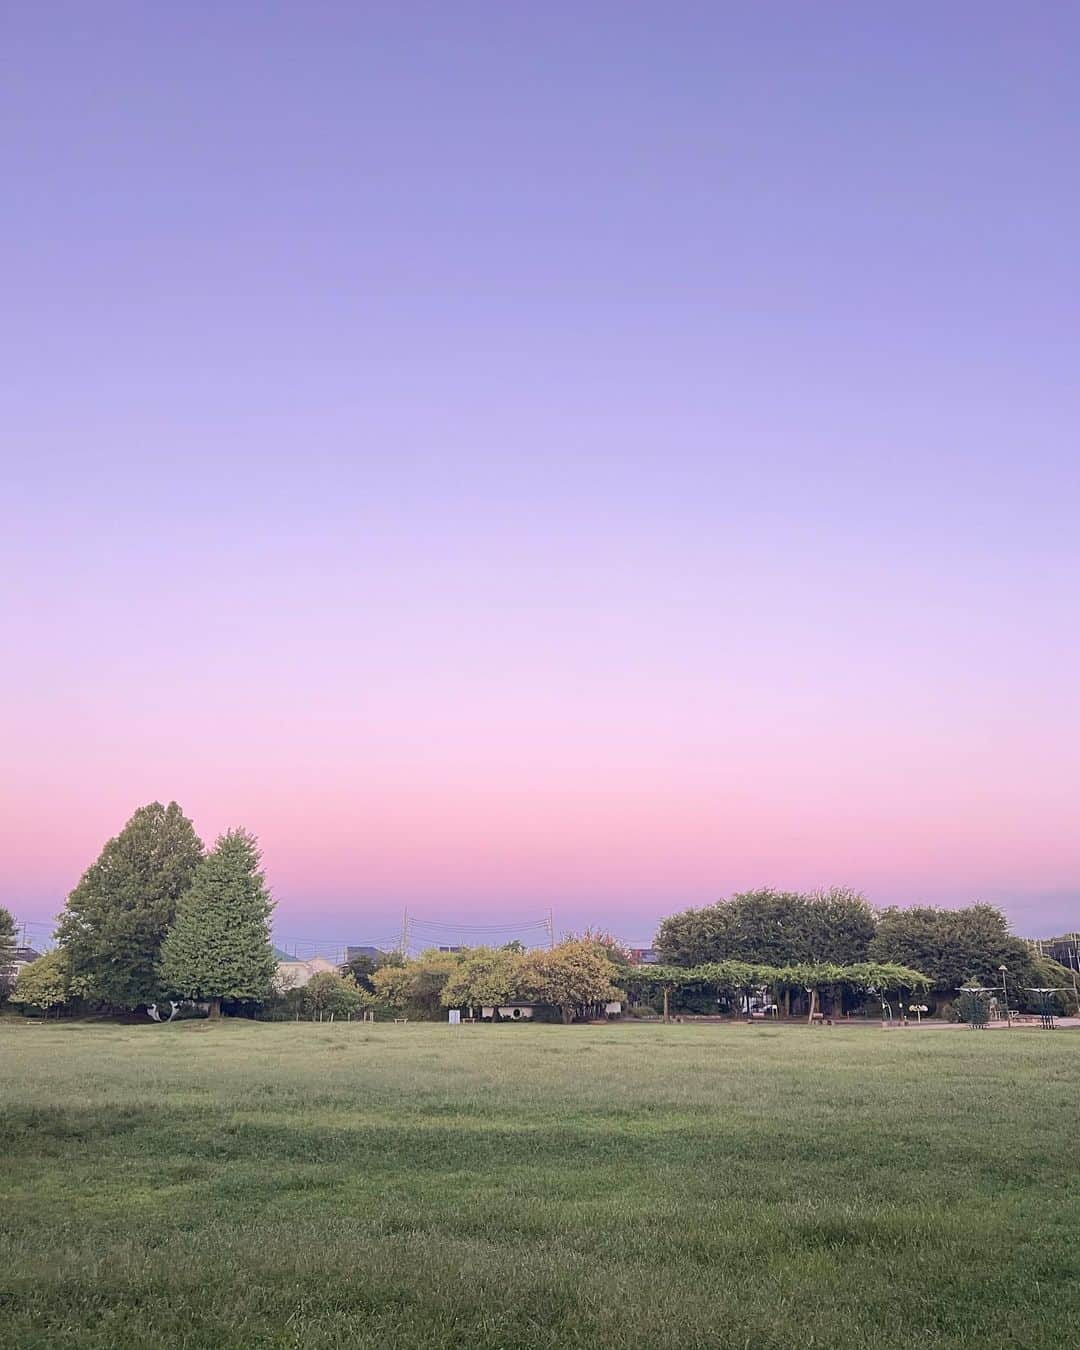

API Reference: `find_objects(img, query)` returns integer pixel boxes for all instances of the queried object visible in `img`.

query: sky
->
[3,2,1078,948]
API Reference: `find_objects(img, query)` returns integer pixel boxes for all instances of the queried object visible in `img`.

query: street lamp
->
[998,965,1012,1028]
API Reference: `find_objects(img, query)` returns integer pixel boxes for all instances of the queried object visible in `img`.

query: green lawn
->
[1,1020,1077,1349]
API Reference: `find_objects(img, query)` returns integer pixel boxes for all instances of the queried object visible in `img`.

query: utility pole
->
[1070,938,1080,1016]
[547,908,555,949]
[399,908,410,957]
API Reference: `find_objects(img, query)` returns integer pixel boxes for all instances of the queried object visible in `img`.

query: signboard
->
[448,1009,461,1026]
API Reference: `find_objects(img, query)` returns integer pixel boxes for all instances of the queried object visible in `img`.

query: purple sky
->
[4,3,1078,948]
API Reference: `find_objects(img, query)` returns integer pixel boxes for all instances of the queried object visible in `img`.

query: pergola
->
[1023,987,1069,1030]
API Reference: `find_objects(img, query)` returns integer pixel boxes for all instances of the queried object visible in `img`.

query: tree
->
[371,949,462,1019]
[56,802,203,1010]
[0,906,16,1000]
[159,829,276,1018]
[304,971,364,1020]
[869,904,1037,998]
[563,928,633,967]
[522,940,620,1023]
[341,952,381,992]
[656,888,876,968]
[440,946,526,1013]
[805,888,876,964]
[654,900,736,966]
[10,950,70,1017]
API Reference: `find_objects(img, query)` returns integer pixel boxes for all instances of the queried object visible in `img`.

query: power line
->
[410,921,551,934]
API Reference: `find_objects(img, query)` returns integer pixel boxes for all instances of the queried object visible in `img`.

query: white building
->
[275,955,340,991]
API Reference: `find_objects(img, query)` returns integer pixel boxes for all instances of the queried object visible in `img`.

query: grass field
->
[1,1020,1078,1349]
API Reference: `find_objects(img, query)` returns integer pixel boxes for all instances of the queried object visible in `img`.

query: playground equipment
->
[1024,987,1067,1030]
[956,985,991,1029]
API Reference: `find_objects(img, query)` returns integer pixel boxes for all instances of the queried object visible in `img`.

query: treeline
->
[3,803,1075,1021]
[657,889,1075,1012]
[4,802,277,1018]
[285,939,620,1024]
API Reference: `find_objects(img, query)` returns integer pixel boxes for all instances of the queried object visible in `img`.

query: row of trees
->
[279,948,931,1024]
[297,940,929,1025]
[3,802,1073,1020]
[9,803,277,1018]
[369,939,621,1023]
[656,890,1075,1007]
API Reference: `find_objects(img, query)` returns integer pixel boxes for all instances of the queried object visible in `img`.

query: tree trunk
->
[208,997,222,1019]
[663,987,670,1023]
[806,988,816,1024]
[561,1007,574,1024]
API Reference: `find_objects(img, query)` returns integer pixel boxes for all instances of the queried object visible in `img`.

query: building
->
[1028,933,1080,970]
[274,955,340,990]
[345,946,386,963]
[2,945,42,986]
[628,947,660,965]
[481,1003,534,1020]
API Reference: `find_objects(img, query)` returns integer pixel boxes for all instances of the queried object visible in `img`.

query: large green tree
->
[656,888,875,967]
[441,946,526,1013]
[804,887,876,964]
[56,802,203,1010]
[0,906,16,999]
[303,971,364,1020]
[371,949,461,1019]
[159,829,276,1018]
[870,904,1026,995]
[868,903,1073,1009]
[522,940,620,1023]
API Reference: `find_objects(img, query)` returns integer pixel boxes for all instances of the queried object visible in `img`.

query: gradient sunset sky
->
[5,3,1078,946]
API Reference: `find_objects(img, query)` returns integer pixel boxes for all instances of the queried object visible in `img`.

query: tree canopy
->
[621,959,928,999]
[303,971,365,1020]
[521,941,620,1023]
[159,828,276,1018]
[655,888,876,967]
[0,906,16,999]
[374,940,621,1023]
[371,949,461,1020]
[440,946,527,1010]
[56,802,203,1010]
[869,904,1054,995]
[10,950,70,1015]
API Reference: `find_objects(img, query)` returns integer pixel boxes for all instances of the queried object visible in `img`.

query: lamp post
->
[998,965,1012,1028]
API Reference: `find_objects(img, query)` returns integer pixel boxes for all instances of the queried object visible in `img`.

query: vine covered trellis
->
[619,960,930,1022]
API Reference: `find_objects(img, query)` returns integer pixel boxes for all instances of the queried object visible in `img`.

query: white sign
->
[448,1009,461,1026]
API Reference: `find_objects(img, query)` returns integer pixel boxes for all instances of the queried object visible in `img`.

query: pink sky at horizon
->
[4,6,1078,943]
